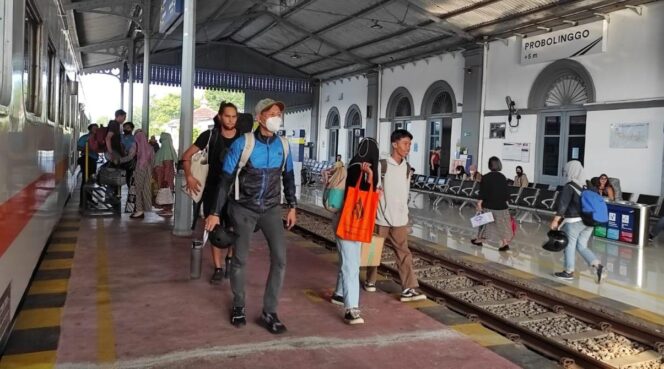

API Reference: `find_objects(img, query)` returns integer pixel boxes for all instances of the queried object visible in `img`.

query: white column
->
[128,39,134,122]
[141,0,151,136]
[173,0,196,237]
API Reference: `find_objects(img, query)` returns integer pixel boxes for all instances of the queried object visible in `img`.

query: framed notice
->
[489,122,506,139]
[609,123,649,149]
[502,142,530,162]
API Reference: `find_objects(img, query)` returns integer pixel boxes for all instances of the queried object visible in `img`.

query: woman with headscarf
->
[514,166,529,187]
[471,157,512,252]
[550,160,604,283]
[329,138,379,325]
[153,132,178,216]
[129,131,154,219]
[468,164,482,182]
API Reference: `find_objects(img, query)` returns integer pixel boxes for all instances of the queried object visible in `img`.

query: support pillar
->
[120,80,125,109]
[173,0,196,237]
[365,71,379,139]
[128,39,134,122]
[141,0,151,136]
[309,81,320,160]
[460,48,484,165]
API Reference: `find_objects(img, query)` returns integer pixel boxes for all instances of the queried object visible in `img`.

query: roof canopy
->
[64,0,656,81]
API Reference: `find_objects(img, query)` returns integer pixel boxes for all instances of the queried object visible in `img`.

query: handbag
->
[98,166,126,187]
[360,235,384,267]
[155,188,174,205]
[336,172,379,243]
[323,166,346,212]
[185,130,212,203]
[470,211,494,228]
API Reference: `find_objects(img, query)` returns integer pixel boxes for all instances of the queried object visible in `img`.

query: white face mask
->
[265,116,282,133]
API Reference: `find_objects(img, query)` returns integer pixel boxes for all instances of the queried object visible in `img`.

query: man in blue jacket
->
[205,98,297,334]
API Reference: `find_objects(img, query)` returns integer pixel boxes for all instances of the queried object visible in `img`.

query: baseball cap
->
[254,98,285,117]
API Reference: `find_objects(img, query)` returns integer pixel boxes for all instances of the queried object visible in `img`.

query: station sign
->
[520,21,607,65]
[159,0,184,34]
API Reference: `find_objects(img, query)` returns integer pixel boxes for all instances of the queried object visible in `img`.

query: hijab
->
[154,132,178,165]
[346,138,379,191]
[134,131,154,169]
[564,160,586,187]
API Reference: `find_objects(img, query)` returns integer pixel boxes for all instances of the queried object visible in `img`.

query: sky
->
[79,73,203,122]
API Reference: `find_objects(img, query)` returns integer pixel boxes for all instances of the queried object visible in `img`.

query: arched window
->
[345,104,362,160]
[421,80,456,116]
[386,87,414,119]
[528,59,595,108]
[395,97,412,117]
[326,107,340,161]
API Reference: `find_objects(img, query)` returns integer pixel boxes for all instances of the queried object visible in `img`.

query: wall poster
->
[502,142,530,162]
[609,123,649,149]
[489,122,506,139]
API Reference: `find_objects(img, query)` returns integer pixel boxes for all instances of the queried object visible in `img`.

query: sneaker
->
[400,288,426,302]
[209,268,223,284]
[498,245,510,252]
[363,282,376,292]
[595,264,604,284]
[261,311,287,334]
[330,294,344,306]
[554,271,574,280]
[230,306,246,327]
[344,308,364,325]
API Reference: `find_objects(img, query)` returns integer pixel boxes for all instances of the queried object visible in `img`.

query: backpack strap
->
[234,133,255,201]
[278,136,290,172]
[379,158,411,184]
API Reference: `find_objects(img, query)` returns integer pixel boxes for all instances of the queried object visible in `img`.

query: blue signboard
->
[159,0,184,34]
[596,203,639,245]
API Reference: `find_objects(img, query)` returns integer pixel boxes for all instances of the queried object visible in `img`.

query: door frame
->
[535,109,586,186]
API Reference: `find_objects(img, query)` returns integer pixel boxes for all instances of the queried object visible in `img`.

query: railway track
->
[291,206,664,369]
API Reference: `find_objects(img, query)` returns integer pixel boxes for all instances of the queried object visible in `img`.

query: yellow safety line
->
[96,219,116,364]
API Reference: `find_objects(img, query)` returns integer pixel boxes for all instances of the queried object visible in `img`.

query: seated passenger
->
[514,166,529,188]
[468,164,482,182]
[455,165,468,180]
[596,173,615,201]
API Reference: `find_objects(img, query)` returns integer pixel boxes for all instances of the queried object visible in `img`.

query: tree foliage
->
[203,90,245,112]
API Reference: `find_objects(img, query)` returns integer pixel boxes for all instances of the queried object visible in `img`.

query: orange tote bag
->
[336,174,379,243]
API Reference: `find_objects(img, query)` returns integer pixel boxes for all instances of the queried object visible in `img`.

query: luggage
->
[98,166,126,187]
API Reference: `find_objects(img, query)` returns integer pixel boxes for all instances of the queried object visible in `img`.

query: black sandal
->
[470,239,483,246]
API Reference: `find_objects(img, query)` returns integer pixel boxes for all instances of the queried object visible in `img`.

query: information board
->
[594,203,640,245]
[159,0,184,34]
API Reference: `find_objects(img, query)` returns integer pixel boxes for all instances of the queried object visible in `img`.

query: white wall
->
[585,108,664,196]
[317,77,368,161]
[484,3,664,110]
[479,114,538,177]
[284,109,311,140]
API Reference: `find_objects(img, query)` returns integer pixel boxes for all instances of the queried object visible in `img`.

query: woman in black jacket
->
[471,157,512,252]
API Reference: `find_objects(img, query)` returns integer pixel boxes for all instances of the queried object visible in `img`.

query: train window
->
[0,1,9,106]
[23,2,42,114]
[47,43,56,122]
[58,63,65,124]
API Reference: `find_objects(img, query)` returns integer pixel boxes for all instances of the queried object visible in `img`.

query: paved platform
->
[301,185,664,324]
[1,196,535,369]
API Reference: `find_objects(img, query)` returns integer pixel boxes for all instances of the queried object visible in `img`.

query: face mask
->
[124,130,132,135]
[266,116,282,133]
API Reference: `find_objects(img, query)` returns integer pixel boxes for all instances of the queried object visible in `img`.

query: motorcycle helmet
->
[542,230,568,252]
[209,226,238,249]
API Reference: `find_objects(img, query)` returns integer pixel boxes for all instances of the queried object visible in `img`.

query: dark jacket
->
[212,130,296,215]
[556,182,582,218]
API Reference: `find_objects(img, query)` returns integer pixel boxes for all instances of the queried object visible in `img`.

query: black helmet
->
[543,230,568,252]
[209,226,238,249]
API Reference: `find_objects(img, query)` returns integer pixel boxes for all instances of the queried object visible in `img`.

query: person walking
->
[183,101,244,284]
[205,98,297,334]
[471,157,512,252]
[364,130,427,302]
[153,132,177,216]
[330,138,379,324]
[129,131,154,218]
[551,160,604,283]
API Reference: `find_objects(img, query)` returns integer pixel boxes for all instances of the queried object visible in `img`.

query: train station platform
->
[301,186,664,324]
[0,195,552,369]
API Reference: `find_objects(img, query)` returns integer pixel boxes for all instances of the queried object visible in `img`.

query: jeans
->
[651,217,664,238]
[562,221,598,273]
[229,204,286,313]
[334,238,361,309]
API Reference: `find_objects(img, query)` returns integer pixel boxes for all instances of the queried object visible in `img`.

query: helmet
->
[542,230,568,252]
[209,226,238,249]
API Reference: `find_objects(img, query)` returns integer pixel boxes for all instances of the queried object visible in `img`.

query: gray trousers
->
[229,203,286,313]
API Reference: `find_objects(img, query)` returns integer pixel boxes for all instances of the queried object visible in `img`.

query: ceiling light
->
[370,20,383,30]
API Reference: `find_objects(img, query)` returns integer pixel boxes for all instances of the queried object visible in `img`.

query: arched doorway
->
[421,81,456,176]
[345,104,362,161]
[386,87,414,132]
[530,60,595,185]
[326,107,341,161]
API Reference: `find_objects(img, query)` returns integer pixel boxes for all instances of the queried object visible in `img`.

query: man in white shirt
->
[364,129,426,302]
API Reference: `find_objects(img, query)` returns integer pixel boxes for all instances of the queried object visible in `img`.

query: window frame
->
[22,1,42,115]
[47,41,56,122]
